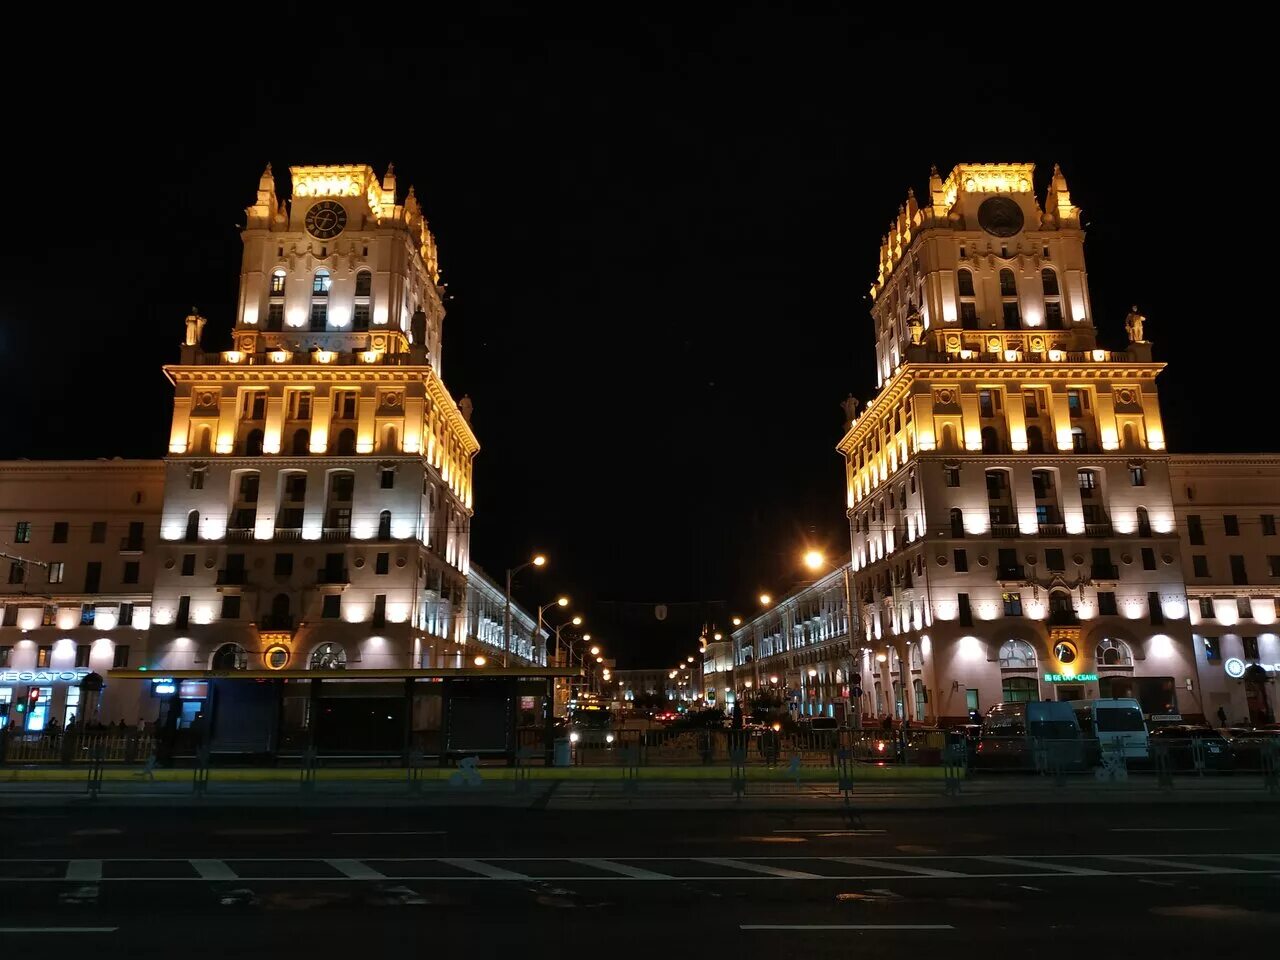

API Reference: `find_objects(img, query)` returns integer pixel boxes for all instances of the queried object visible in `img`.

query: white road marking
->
[771,830,886,835]
[325,859,386,880]
[1110,828,1229,833]
[190,860,238,880]
[741,924,953,931]
[0,928,118,934]
[1108,855,1246,874]
[698,858,822,879]
[571,858,670,879]
[333,831,448,836]
[977,856,1106,876]
[829,857,963,878]
[438,858,529,880]
[65,860,102,881]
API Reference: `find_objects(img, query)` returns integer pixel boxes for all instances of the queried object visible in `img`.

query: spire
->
[1046,162,1077,223]
[382,162,397,195]
[928,164,947,215]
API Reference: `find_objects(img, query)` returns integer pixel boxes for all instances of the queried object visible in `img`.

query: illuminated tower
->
[839,163,1196,723]
[150,163,480,678]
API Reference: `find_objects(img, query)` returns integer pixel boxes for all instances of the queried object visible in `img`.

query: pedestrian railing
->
[0,732,155,764]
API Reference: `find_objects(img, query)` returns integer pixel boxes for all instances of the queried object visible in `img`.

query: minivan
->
[976,701,1087,769]
[1068,698,1149,760]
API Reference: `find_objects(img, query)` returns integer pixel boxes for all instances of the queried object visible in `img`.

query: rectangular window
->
[36,645,52,668]
[1193,555,1209,578]
[1187,515,1204,545]
[1044,301,1063,328]
[1001,301,1020,327]
[122,561,139,584]
[1243,636,1260,659]
[1129,466,1145,487]
[1224,514,1240,536]
[376,552,390,575]
[84,561,101,593]
[14,521,30,543]
[113,644,130,668]
[1045,548,1065,572]
[1036,504,1051,525]
[80,603,96,625]
[181,554,196,577]
[1003,591,1023,616]
[274,553,293,576]
[175,595,190,629]
[48,561,65,584]
[979,391,995,418]
[1149,591,1165,625]
[75,645,91,668]
[334,391,357,420]
[1230,554,1248,585]
[1202,636,1221,661]
[190,468,205,490]
[1263,514,1277,536]
[310,302,328,330]
[959,301,978,327]
[373,594,387,628]
[8,562,25,585]
[239,473,260,503]
[353,303,371,329]
[221,594,241,620]
[90,521,106,544]
[1098,591,1118,616]
[1198,597,1214,618]
[52,521,68,543]
[1141,547,1156,571]
[284,474,308,502]
[1023,392,1039,418]
[945,467,960,488]
[42,604,56,626]
[1077,470,1096,492]
[119,602,133,627]
[266,302,284,330]
[1237,597,1252,619]
[1068,391,1083,417]
[1268,556,1280,578]
[380,468,395,490]
[957,593,973,627]
[322,594,341,619]
[0,645,12,667]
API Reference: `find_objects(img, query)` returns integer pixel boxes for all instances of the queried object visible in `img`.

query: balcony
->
[226,527,256,543]
[1091,564,1120,580]
[216,569,249,586]
[317,568,350,585]
[1037,523,1066,537]
[998,565,1026,581]
[989,523,1019,539]
[1085,523,1114,538]
[259,615,295,630]
[321,526,351,542]
[273,528,303,542]
[118,537,145,554]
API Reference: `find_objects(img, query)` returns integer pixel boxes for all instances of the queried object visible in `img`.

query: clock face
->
[304,200,348,240]
[977,196,1025,237]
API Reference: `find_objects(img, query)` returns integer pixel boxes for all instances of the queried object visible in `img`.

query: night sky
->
[1,9,1262,667]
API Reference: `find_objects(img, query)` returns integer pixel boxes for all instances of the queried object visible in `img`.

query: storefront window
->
[1002,676,1039,703]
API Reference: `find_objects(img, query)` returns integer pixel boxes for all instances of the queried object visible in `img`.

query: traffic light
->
[25,688,40,715]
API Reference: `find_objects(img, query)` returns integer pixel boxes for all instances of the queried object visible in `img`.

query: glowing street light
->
[590,646,600,656]
[732,617,742,626]
[474,656,487,667]
[505,553,548,666]
[803,549,825,571]
[759,594,772,606]
[557,596,569,608]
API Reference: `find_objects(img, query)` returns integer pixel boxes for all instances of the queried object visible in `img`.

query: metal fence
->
[1,733,156,764]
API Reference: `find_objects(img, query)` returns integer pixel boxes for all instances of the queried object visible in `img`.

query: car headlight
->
[569,732,580,743]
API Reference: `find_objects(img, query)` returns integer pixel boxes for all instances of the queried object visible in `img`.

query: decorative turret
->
[1044,163,1080,226]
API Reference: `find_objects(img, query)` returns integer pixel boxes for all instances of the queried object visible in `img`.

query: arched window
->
[998,638,1037,669]
[1097,638,1134,667]
[981,426,1000,453]
[1122,423,1139,449]
[194,425,212,455]
[310,642,348,670]
[355,271,372,297]
[312,269,331,295]
[184,510,200,543]
[382,425,398,453]
[892,679,904,719]
[1136,506,1152,537]
[292,429,310,456]
[940,423,957,451]
[1002,676,1039,703]
[336,428,356,456]
[950,508,965,538]
[913,678,927,720]
[1041,268,1059,296]
[243,429,264,456]
[378,510,392,540]
[211,643,247,670]
[270,268,287,295]
[1071,426,1086,452]
[957,269,975,297]
[1049,590,1075,623]
[999,269,1017,297]
[1026,425,1045,453]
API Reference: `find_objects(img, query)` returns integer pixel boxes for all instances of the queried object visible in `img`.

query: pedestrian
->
[46,715,61,747]
[1216,706,1227,728]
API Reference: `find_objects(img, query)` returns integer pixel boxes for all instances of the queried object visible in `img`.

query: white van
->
[1069,698,1149,759]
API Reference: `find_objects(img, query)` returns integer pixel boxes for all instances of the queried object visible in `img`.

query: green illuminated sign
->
[1043,673,1097,683]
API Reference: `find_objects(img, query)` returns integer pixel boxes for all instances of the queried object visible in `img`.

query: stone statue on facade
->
[1124,305,1146,344]
[184,308,207,347]
[841,394,861,428]
[458,395,474,424]
[906,309,924,345]
[410,308,427,347]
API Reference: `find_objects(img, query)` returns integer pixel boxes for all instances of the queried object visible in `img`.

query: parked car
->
[1220,727,1280,771]
[1148,724,1234,771]
[975,701,1088,770]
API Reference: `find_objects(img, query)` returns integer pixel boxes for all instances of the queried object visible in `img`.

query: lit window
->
[312,269,331,295]
[270,269,287,295]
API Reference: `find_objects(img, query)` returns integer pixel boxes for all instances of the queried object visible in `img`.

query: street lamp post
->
[801,548,860,729]
[504,554,546,667]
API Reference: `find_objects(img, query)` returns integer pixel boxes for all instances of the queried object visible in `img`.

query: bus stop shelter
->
[107,667,580,766]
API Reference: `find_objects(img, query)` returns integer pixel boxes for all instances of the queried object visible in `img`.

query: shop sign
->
[0,668,91,685]
[1043,672,1098,683]
[1225,657,1280,679]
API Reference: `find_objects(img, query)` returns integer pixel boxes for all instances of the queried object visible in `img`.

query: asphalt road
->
[2,803,1278,958]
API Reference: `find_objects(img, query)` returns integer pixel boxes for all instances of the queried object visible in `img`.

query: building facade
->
[149,164,481,679]
[0,460,166,728]
[1171,456,1280,724]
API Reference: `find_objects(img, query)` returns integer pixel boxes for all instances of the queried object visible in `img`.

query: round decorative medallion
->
[164,558,175,569]
[204,557,216,569]
[1072,554,1085,566]
[936,388,956,405]
[372,335,387,350]
[396,556,407,568]
[1053,640,1079,665]
[1162,553,1174,565]
[353,556,365,569]
[383,392,401,408]
[977,555,989,566]
[1030,336,1045,351]
[1121,553,1133,565]
[304,200,348,240]
[263,644,290,670]
[197,391,217,407]
[987,337,1001,353]
[945,335,961,350]
[1025,554,1037,565]
[1115,388,1137,405]
[936,555,948,566]
[977,196,1025,237]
